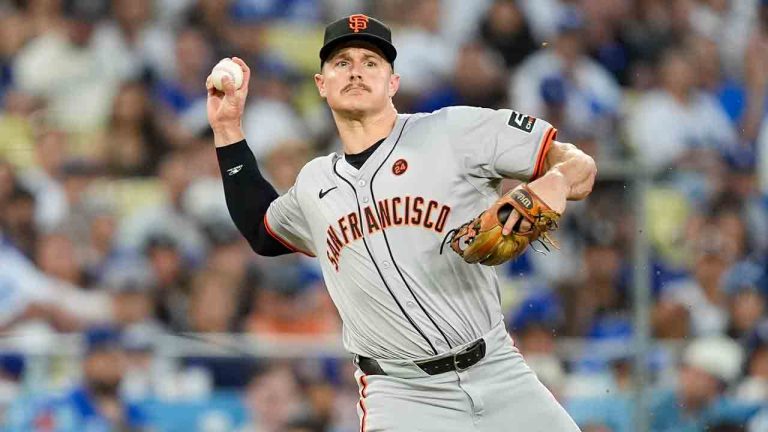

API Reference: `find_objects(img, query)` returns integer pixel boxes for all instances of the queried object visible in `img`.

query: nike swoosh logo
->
[318,187,338,199]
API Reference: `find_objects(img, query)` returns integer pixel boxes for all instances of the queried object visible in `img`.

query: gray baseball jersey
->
[265,106,556,360]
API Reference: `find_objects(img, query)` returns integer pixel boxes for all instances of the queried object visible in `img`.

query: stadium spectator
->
[507,290,571,399]
[6,327,148,431]
[579,0,634,86]
[100,82,170,177]
[558,233,628,338]
[35,232,82,286]
[153,26,212,141]
[144,233,194,332]
[91,0,176,84]
[12,0,120,133]
[687,35,747,126]
[723,262,766,340]
[732,0,768,145]
[17,129,68,233]
[239,364,314,432]
[54,159,103,241]
[0,7,30,101]
[118,152,206,258]
[509,6,621,152]
[80,204,123,288]
[185,0,239,59]
[104,264,157,329]
[246,260,338,335]
[516,0,569,43]
[478,0,538,70]
[413,40,508,113]
[656,227,735,337]
[1,183,36,259]
[650,337,760,431]
[203,221,251,283]
[392,0,458,107]
[231,0,322,24]
[735,320,768,406]
[188,269,242,332]
[0,158,16,206]
[242,58,309,160]
[626,46,737,172]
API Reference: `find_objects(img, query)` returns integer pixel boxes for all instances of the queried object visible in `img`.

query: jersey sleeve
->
[264,183,316,257]
[443,106,557,181]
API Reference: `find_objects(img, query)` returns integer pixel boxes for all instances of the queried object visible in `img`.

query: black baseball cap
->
[319,14,397,67]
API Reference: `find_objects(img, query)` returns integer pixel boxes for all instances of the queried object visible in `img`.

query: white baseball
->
[211,58,244,91]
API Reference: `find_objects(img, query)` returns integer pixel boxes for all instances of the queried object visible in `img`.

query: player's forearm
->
[539,145,596,201]
[216,140,292,256]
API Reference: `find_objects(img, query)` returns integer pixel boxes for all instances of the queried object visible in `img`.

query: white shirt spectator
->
[509,50,621,136]
[91,21,177,83]
[116,202,206,260]
[153,0,197,28]
[689,0,759,79]
[517,0,567,43]
[749,408,768,432]
[182,177,231,226]
[0,240,113,328]
[17,168,67,233]
[392,27,458,95]
[13,32,121,132]
[661,278,728,337]
[627,90,738,171]
[439,0,494,47]
[242,99,308,161]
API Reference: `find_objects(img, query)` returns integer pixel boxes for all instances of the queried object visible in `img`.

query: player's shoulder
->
[294,153,338,183]
[408,105,500,128]
[414,105,495,118]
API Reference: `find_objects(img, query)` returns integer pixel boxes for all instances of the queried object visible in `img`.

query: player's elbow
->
[246,234,284,256]
[571,153,597,200]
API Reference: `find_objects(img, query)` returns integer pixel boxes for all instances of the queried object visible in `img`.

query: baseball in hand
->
[211,58,244,91]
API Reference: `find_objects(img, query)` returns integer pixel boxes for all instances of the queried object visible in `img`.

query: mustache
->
[343,83,371,93]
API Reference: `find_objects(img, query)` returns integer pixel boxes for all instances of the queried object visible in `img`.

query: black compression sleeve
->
[216,140,292,256]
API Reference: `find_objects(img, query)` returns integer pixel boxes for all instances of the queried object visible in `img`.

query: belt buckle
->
[453,352,469,372]
[453,343,475,372]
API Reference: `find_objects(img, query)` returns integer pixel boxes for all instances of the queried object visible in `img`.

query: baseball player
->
[207,14,595,432]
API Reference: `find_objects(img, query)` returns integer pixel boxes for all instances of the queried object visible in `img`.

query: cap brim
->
[320,33,397,65]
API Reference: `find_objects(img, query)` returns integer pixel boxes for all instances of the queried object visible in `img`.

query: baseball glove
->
[442,184,560,266]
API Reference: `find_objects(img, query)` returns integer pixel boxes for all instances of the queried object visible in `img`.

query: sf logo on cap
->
[348,14,369,33]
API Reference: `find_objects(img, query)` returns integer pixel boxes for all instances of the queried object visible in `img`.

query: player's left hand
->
[502,174,567,236]
[445,183,562,266]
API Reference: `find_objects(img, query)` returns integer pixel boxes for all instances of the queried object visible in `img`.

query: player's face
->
[315,44,400,118]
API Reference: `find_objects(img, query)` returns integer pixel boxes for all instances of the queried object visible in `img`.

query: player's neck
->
[334,105,398,154]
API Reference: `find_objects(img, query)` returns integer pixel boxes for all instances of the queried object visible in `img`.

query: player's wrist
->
[528,170,568,213]
[537,168,568,186]
[212,124,245,148]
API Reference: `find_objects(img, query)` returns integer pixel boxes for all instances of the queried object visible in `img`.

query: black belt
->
[356,339,486,376]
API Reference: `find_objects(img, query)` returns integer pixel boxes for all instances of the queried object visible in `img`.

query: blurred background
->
[0,0,767,430]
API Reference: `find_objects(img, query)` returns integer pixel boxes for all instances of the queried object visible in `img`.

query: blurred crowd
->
[0,0,768,430]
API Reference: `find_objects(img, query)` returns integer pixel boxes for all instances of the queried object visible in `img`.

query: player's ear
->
[388,73,400,98]
[314,73,327,98]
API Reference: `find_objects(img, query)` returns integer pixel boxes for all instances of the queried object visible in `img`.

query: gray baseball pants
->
[354,322,581,431]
